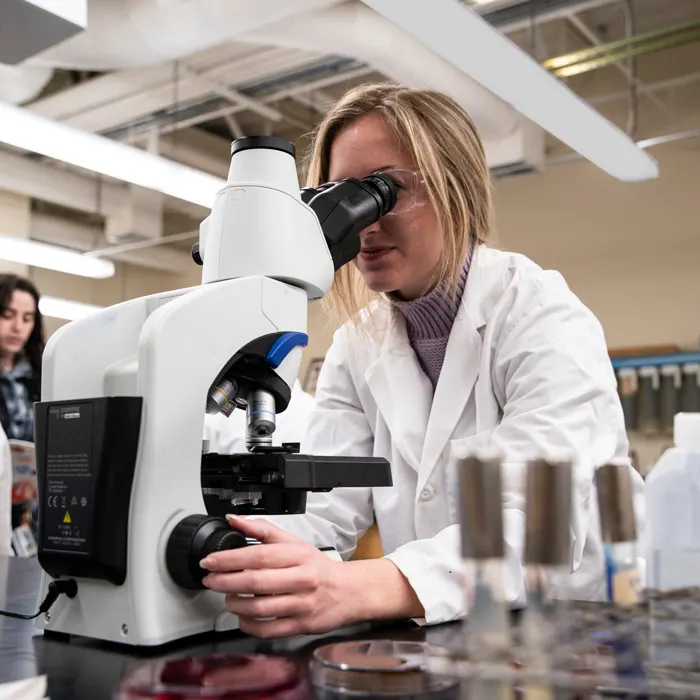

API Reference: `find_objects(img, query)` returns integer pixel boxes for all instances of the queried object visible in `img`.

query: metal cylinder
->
[458,450,504,560]
[246,388,276,450]
[638,365,660,435]
[617,368,639,431]
[206,378,237,415]
[524,458,573,566]
[681,363,700,413]
[594,462,637,544]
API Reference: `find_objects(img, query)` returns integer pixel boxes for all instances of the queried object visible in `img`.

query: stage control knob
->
[166,514,248,590]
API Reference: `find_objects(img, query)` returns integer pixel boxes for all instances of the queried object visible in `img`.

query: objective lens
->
[206,379,237,415]
[246,389,276,450]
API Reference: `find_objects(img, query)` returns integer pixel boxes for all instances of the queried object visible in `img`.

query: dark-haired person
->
[0,274,44,551]
[0,274,44,443]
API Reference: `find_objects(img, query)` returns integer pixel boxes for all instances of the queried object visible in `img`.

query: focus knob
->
[192,242,203,265]
[166,514,247,590]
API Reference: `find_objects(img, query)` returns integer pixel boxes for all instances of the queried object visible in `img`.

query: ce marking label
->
[47,496,60,508]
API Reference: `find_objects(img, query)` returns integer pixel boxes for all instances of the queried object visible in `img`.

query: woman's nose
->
[360,219,382,238]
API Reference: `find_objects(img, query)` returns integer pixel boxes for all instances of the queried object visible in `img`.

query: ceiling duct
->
[0,64,54,105]
[239,1,544,173]
[25,0,543,175]
[29,0,344,69]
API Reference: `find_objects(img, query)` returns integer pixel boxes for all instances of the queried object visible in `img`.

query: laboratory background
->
[0,0,699,697]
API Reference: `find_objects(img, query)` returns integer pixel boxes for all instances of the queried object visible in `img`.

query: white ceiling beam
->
[291,93,324,112]
[30,47,326,134]
[31,213,192,274]
[0,149,127,217]
[179,63,284,122]
[313,88,334,105]
[224,114,245,140]
[0,148,207,220]
[153,65,376,136]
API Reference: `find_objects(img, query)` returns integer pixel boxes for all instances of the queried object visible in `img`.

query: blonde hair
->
[303,82,493,326]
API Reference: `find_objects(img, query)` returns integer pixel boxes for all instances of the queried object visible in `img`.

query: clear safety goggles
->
[374,168,425,216]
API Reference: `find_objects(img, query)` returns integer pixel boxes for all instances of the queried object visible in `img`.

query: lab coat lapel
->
[365,310,432,474]
[417,250,488,496]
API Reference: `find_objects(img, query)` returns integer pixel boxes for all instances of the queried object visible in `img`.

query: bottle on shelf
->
[646,412,700,664]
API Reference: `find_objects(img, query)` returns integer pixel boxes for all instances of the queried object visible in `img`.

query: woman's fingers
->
[201,543,306,573]
[236,614,307,640]
[204,565,318,596]
[225,592,312,620]
[224,515,301,544]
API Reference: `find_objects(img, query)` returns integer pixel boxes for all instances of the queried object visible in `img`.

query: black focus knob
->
[166,514,247,590]
[192,242,203,265]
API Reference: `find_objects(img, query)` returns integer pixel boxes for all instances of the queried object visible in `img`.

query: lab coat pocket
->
[449,432,493,461]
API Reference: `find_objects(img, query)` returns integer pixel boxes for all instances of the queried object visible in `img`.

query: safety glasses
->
[374,168,425,216]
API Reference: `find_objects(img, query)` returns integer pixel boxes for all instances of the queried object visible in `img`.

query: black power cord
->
[0,579,78,620]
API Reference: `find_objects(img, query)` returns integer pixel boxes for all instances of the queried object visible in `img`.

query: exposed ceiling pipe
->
[543,18,700,77]
[565,13,669,117]
[29,0,344,69]
[0,64,53,104]
[30,214,193,274]
[239,1,520,142]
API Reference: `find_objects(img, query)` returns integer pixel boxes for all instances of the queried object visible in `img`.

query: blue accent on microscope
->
[265,332,309,369]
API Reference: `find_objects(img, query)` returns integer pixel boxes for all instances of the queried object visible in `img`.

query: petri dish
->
[310,640,460,699]
[115,653,308,700]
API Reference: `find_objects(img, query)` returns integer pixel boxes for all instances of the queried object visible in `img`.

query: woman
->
[200,83,642,638]
[0,274,44,443]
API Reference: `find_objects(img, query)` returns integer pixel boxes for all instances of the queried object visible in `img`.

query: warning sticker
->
[40,403,95,556]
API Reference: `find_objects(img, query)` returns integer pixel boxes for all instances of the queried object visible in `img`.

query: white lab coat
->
[267,246,645,625]
[204,380,315,454]
[0,426,12,555]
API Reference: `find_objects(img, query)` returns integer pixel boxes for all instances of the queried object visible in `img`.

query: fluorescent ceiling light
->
[40,296,103,321]
[0,101,226,208]
[0,235,115,278]
[360,0,659,182]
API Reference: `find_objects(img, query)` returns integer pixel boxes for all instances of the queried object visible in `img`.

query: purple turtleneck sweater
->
[390,256,471,389]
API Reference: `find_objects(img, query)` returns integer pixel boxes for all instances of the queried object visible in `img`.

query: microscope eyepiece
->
[304,173,398,271]
[360,173,398,217]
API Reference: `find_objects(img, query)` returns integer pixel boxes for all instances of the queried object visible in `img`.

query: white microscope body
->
[33,137,395,647]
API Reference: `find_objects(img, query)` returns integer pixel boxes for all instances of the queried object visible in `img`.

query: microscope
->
[32,136,396,646]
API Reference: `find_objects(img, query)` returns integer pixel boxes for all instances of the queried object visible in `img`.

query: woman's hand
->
[200,515,356,638]
[201,514,425,639]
